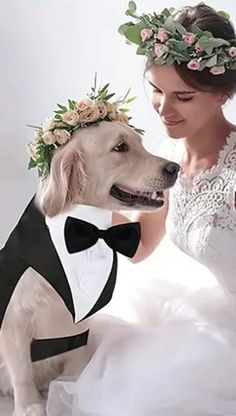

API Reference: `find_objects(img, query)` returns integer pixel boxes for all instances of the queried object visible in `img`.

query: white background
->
[1,0,236,245]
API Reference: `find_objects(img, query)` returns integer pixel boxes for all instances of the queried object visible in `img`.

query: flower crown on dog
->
[28,76,143,178]
[118,2,236,75]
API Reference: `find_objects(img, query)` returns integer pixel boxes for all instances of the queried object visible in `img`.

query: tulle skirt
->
[46,238,236,416]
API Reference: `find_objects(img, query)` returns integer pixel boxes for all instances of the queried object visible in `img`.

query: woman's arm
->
[112,194,169,263]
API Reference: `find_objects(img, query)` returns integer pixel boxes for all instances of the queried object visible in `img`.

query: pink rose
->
[182,32,196,46]
[209,65,225,75]
[228,47,236,57]
[140,28,153,42]
[154,43,169,58]
[76,99,91,111]
[156,28,169,43]
[187,59,201,71]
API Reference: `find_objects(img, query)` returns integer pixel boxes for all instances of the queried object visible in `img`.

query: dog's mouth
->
[110,184,164,208]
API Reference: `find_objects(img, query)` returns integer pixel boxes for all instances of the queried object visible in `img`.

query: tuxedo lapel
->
[0,196,75,327]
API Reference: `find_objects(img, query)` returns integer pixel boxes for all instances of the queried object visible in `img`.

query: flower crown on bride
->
[119,2,236,75]
[28,75,143,178]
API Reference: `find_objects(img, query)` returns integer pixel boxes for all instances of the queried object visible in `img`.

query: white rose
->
[53,129,71,145]
[76,99,92,111]
[63,110,80,126]
[106,102,117,114]
[42,117,56,131]
[113,112,129,124]
[42,131,56,145]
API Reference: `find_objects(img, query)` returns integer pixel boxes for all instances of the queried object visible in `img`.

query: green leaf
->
[204,55,218,67]
[57,103,67,111]
[161,8,171,18]
[190,25,204,36]
[54,114,63,120]
[174,22,187,35]
[136,45,146,55]
[119,108,130,113]
[99,83,110,94]
[166,55,175,65]
[118,22,134,35]
[212,38,230,48]
[125,7,137,17]
[124,24,143,44]
[163,16,176,33]
[103,93,115,101]
[218,11,230,21]
[68,99,76,110]
[125,96,136,104]
[205,46,214,55]
[168,39,187,52]
[28,158,37,169]
[128,1,137,11]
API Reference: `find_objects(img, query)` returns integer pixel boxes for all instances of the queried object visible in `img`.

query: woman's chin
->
[164,124,186,139]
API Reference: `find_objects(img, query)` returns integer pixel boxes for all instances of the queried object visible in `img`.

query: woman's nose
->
[157,95,176,118]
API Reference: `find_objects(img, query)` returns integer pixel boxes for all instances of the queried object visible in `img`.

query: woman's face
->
[147,64,225,139]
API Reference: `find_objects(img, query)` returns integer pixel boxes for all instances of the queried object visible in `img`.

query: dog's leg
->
[1,306,45,416]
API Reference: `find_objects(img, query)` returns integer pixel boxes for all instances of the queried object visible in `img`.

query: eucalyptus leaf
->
[212,38,230,48]
[124,24,144,45]
[163,16,176,33]
[128,1,137,11]
[166,55,175,65]
[204,55,217,67]
[174,22,187,35]
[168,39,187,52]
[118,22,133,35]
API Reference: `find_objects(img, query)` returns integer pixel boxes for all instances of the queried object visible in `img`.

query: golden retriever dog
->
[0,120,179,416]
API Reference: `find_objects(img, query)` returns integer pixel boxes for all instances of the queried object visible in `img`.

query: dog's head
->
[38,121,179,216]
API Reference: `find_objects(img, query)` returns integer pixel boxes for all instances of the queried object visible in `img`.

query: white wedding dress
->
[47,132,236,416]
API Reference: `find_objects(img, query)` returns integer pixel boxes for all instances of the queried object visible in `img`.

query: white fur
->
[0,121,173,415]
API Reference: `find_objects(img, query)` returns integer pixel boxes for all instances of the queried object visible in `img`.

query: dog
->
[0,120,179,415]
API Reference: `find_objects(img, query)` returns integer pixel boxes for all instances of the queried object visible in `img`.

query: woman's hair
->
[146,4,236,97]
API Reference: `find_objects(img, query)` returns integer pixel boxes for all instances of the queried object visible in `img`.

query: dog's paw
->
[13,403,46,416]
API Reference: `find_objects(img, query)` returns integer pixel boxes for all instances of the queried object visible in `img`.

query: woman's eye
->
[177,95,194,102]
[113,141,129,152]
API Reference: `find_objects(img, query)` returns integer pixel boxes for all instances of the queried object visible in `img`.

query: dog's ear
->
[37,145,86,217]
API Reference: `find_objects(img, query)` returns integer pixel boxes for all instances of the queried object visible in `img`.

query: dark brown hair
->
[146,4,236,97]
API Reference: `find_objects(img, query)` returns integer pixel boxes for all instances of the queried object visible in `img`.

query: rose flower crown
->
[118,2,236,75]
[28,77,143,178]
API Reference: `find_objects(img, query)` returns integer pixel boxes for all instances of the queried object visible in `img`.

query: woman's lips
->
[162,119,184,126]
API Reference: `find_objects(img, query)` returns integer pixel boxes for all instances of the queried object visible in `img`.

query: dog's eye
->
[113,141,129,152]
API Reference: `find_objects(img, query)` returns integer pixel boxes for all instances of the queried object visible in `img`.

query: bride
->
[47,3,236,415]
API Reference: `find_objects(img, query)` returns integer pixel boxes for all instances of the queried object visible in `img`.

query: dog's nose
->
[163,162,180,177]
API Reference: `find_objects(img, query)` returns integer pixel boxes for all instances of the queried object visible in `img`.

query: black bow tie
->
[64,217,141,258]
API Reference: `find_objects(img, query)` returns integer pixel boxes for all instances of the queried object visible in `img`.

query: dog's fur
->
[0,121,177,415]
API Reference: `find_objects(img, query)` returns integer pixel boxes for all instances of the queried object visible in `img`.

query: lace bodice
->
[166,132,236,292]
